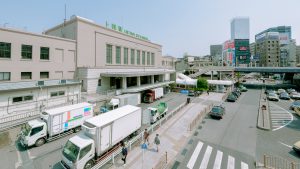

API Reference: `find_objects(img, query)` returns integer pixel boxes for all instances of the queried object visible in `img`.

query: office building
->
[296,46,300,65]
[210,45,222,63]
[255,32,280,67]
[231,17,250,40]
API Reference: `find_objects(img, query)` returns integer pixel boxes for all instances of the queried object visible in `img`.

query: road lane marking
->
[270,103,294,131]
[241,161,249,169]
[187,141,203,169]
[227,155,235,169]
[199,145,212,169]
[279,141,293,149]
[213,150,223,169]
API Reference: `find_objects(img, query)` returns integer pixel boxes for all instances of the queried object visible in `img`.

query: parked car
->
[209,105,225,119]
[292,140,300,154]
[279,92,290,100]
[287,88,296,94]
[239,86,248,92]
[231,91,240,98]
[277,89,286,95]
[265,89,275,95]
[188,90,196,97]
[290,101,300,110]
[227,94,237,102]
[267,93,279,101]
[289,92,300,100]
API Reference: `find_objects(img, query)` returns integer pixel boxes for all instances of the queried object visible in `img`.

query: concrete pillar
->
[137,76,141,86]
[151,75,154,84]
[122,77,127,89]
[218,72,222,80]
[211,71,213,80]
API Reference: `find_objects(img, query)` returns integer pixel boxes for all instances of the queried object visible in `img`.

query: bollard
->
[291,162,295,169]
[129,140,132,150]
[263,154,267,168]
[112,152,115,164]
[165,151,168,164]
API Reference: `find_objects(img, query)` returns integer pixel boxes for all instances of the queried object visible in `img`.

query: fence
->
[263,154,300,169]
[91,102,187,169]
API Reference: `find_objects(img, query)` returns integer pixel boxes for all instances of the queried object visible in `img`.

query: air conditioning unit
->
[60,79,66,84]
[37,81,44,86]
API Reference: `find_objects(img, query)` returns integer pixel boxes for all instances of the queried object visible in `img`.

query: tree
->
[196,78,209,91]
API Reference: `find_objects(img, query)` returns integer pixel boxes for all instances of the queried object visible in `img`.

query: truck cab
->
[61,134,95,169]
[148,107,159,124]
[20,119,47,147]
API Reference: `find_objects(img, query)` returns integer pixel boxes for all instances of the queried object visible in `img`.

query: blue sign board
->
[141,143,147,149]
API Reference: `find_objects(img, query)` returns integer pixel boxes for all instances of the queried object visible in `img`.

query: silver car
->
[267,93,279,101]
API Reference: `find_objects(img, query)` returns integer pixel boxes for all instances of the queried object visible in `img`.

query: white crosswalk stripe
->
[213,150,223,169]
[199,146,212,169]
[269,102,293,131]
[187,141,204,169]
[185,141,250,169]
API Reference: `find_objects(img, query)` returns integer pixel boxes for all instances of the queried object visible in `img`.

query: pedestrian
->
[207,90,209,95]
[121,141,128,166]
[143,129,150,145]
[154,134,160,152]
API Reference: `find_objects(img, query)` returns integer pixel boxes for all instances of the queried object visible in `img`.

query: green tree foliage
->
[196,78,208,91]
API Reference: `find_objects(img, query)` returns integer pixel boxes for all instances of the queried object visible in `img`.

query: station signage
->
[106,21,149,41]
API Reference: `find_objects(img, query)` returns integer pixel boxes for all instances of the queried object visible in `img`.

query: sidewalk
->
[109,92,225,169]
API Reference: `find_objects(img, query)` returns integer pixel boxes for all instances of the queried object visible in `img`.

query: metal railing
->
[91,102,188,169]
[263,154,300,169]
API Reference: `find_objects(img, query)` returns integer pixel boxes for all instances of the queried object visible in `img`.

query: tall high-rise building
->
[210,44,222,63]
[296,46,300,65]
[230,17,250,66]
[231,17,250,40]
[255,32,280,67]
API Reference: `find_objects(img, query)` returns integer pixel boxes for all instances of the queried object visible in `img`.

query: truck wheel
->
[35,138,45,147]
[84,160,94,169]
[73,126,81,133]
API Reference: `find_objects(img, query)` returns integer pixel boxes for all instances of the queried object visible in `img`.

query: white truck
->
[100,93,141,113]
[143,87,164,103]
[61,105,141,169]
[19,102,93,147]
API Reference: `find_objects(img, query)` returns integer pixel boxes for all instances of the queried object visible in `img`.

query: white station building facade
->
[0,16,175,116]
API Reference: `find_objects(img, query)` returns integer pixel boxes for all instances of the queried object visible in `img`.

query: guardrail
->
[263,154,300,169]
[91,102,188,169]
[189,103,213,131]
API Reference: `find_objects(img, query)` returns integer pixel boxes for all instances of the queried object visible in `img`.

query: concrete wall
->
[0,28,76,82]
[0,84,81,116]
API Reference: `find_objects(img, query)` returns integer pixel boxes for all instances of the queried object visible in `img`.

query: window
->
[12,95,33,103]
[30,126,43,136]
[98,79,101,86]
[137,50,141,65]
[124,48,128,64]
[147,52,150,65]
[151,53,155,65]
[21,72,32,80]
[116,46,121,64]
[142,51,145,65]
[51,91,65,97]
[40,72,49,79]
[130,49,135,64]
[21,45,32,59]
[58,91,65,96]
[40,47,49,60]
[0,42,11,58]
[0,72,10,81]
[79,144,92,160]
[106,44,113,64]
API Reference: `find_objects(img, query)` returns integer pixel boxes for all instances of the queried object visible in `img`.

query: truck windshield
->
[63,140,80,163]
[22,123,31,136]
[150,110,156,116]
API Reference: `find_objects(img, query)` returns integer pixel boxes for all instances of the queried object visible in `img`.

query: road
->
[0,92,188,169]
[256,97,300,163]
[173,89,260,169]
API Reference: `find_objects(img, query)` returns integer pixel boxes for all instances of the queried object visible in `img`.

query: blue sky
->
[1,0,299,57]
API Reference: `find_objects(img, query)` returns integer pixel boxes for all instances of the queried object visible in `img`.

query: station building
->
[0,16,175,117]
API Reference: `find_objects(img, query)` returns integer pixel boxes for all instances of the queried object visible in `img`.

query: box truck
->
[19,102,93,147]
[100,93,141,113]
[61,105,141,169]
[143,87,164,103]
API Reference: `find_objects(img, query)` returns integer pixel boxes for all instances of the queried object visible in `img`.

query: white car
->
[267,93,279,101]
[290,92,300,100]
[277,89,286,94]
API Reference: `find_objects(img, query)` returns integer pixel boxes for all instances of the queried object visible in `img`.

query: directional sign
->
[141,143,147,149]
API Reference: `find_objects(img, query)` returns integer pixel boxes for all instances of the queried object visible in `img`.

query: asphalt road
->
[256,97,300,163]
[174,89,260,169]
[0,92,188,169]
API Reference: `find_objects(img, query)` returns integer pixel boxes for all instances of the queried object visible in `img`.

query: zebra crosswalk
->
[185,141,251,169]
[269,102,293,131]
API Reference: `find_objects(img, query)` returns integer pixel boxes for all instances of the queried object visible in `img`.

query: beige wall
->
[0,28,76,82]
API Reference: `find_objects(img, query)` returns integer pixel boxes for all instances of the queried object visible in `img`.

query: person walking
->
[121,142,128,166]
[207,90,209,95]
[154,134,160,152]
[143,129,150,145]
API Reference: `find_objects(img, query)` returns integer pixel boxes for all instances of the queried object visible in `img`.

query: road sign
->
[141,143,147,149]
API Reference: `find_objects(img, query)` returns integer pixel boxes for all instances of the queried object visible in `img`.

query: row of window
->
[0,42,49,60]
[0,72,49,81]
[106,44,155,66]
[12,91,65,103]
